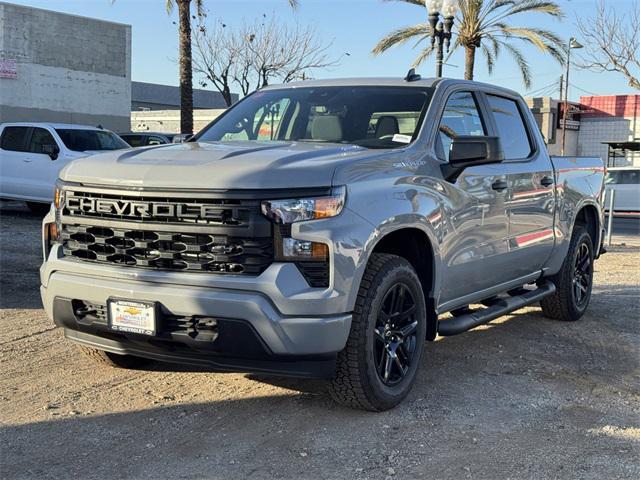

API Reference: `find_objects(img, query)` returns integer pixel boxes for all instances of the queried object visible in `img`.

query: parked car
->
[604,167,640,213]
[0,123,129,213]
[118,132,174,148]
[41,77,605,411]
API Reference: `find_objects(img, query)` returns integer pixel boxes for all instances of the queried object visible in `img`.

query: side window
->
[438,92,485,161]
[123,135,145,147]
[0,127,30,152]
[487,95,532,160]
[28,128,57,154]
[620,170,640,185]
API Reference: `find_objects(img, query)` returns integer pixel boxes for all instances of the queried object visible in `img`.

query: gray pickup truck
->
[41,76,605,411]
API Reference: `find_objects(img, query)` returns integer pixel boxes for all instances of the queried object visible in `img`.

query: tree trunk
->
[464,45,476,81]
[222,86,232,107]
[177,0,194,135]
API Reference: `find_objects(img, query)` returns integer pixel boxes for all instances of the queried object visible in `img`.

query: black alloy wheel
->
[374,283,419,386]
[572,242,592,308]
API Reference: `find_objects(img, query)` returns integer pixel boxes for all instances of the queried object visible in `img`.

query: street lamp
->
[426,0,458,78]
[560,37,584,155]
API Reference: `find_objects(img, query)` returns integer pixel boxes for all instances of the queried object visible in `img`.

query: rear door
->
[0,126,32,200]
[484,93,556,278]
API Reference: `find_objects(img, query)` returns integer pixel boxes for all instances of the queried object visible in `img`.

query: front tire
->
[541,225,594,322]
[78,346,151,369]
[330,254,427,411]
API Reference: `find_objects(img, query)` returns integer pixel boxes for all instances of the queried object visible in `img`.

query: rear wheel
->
[541,226,594,322]
[78,346,151,369]
[330,253,427,411]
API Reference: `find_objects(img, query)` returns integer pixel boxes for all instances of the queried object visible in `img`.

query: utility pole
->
[561,38,583,156]
[559,75,564,102]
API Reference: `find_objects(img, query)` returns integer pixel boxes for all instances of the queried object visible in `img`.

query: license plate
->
[108,299,157,336]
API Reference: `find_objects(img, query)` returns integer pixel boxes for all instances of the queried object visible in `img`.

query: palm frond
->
[372,24,431,55]
[480,43,495,74]
[382,0,426,6]
[501,41,532,89]
[412,46,436,68]
[497,26,565,64]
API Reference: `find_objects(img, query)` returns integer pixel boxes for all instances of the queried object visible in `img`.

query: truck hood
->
[60,141,371,190]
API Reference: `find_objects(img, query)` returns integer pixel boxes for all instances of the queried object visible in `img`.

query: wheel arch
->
[368,226,439,340]
[573,202,600,249]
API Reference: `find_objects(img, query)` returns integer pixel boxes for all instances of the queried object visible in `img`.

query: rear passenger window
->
[437,92,486,161]
[28,128,57,154]
[487,95,532,160]
[0,127,30,152]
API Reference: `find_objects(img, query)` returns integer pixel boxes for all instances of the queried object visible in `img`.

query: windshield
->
[56,129,130,152]
[197,86,432,149]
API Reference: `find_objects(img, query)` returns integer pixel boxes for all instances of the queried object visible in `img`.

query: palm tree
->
[114,1,299,135]
[373,0,565,89]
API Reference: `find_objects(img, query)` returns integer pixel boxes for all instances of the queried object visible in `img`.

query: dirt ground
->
[1,200,638,480]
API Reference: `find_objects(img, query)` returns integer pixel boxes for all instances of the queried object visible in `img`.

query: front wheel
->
[541,225,594,322]
[330,253,427,411]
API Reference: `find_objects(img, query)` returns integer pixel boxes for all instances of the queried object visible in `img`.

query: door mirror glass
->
[41,144,60,160]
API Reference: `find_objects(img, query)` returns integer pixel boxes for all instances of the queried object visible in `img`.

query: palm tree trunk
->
[464,45,476,81]
[177,0,194,135]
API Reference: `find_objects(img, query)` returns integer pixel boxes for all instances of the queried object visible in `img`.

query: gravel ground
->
[1,200,638,480]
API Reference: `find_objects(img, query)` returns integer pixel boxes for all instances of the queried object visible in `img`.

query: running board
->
[437,281,556,337]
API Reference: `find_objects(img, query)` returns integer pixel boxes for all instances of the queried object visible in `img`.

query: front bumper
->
[40,197,377,377]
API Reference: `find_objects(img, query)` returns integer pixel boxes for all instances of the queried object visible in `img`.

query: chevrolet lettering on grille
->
[65,195,227,221]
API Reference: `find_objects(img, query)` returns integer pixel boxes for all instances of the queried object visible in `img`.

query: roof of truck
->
[0,122,108,130]
[260,76,523,98]
[261,77,439,90]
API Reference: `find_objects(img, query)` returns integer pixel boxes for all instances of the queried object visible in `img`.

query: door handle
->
[23,159,33,163]
[540,176,554,187]
[491,179,508,192]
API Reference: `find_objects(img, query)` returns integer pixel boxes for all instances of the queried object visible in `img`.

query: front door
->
[25,127,62,202]
[0,126,32,200]
[436,91,512,306]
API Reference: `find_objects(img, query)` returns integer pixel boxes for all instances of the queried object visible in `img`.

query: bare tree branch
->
[193,15,340,105]
[576,0,640,90]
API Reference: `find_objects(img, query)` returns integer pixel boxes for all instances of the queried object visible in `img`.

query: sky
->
[7,0,638,101]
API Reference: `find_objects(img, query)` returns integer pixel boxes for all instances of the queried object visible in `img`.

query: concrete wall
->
[0,2,131,131]
[131,109,226,134]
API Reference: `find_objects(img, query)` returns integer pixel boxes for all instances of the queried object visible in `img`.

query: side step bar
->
[437,281,556,337]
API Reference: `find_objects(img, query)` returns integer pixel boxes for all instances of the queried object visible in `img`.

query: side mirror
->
[441,136,504,182]
[42,144,60,160]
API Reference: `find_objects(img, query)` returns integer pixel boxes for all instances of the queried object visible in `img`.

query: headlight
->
[261,186,346,224]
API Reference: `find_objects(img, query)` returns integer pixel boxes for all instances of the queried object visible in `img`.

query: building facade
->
[0,2,131,131]
[132,81,236,111]
[526,94,640,166]
[131,109,226,134]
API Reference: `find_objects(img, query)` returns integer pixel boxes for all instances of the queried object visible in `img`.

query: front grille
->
[60,189,274,275]
[61,224,273,274]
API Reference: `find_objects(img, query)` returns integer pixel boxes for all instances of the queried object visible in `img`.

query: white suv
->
[0,123,129,213]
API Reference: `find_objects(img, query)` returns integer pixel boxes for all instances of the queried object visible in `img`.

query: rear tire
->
[541,226,594,322]
[26,202,51,215]
[330,253,427,411]
[79,346,151,369]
